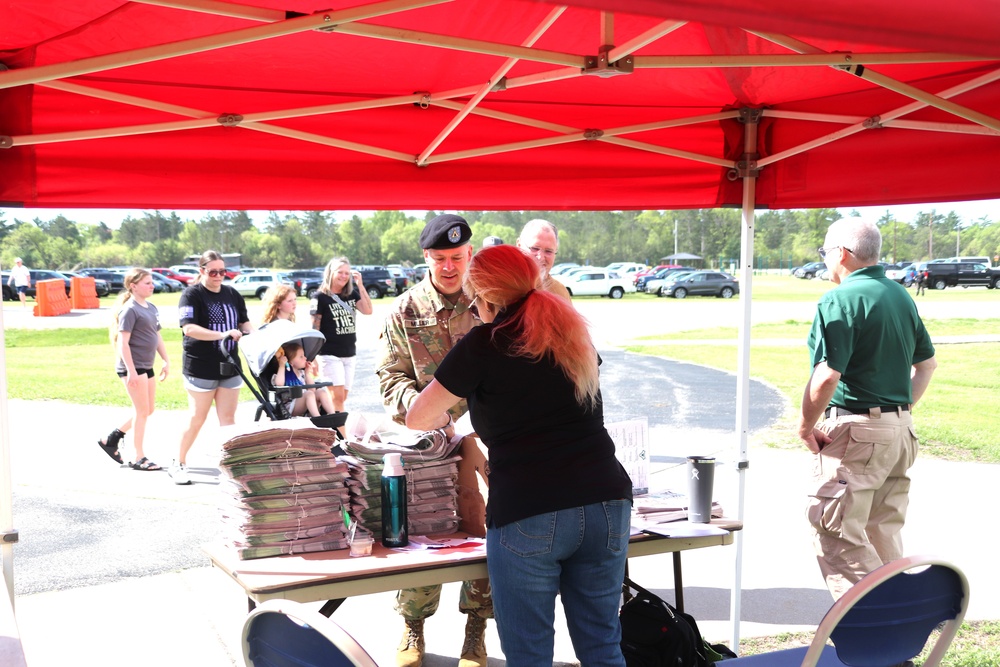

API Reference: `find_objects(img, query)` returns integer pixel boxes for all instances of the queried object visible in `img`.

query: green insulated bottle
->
[381,453,408,547]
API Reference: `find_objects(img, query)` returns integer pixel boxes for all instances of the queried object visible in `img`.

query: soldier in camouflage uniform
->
[376,214,492,667]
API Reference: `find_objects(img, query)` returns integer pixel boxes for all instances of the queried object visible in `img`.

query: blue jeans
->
[486,500,631,667]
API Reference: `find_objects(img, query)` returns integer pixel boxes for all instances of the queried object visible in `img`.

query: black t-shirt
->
[178,283,249,379]
[435,314,633,528]
[311,288,361,357]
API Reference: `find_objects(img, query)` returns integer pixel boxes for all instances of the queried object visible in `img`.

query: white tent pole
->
[0,264,17,607]
[731,107,759,653]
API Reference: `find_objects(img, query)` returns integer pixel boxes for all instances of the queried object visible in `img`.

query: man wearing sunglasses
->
[798,219,937,601]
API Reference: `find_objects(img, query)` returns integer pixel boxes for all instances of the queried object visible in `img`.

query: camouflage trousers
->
[394,578,493,620]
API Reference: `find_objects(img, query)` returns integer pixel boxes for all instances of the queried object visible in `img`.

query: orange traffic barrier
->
[32,279,72,317]
[70,276,100,309]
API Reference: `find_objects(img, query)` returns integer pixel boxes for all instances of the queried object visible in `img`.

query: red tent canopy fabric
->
[1,0,999,211]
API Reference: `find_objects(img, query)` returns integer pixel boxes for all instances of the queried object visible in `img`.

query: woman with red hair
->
[408,244,632,666]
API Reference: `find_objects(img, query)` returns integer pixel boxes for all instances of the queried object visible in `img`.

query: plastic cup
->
[687,456,716,523]
[349,533,374,557]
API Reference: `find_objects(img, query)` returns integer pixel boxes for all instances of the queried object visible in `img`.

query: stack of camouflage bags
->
[219,419,351,560]
[338,423,463,541]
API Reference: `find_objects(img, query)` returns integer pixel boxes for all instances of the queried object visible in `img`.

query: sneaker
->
[168,462,191,485]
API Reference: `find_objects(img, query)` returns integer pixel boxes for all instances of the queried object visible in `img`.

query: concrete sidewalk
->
[6,398,997,667]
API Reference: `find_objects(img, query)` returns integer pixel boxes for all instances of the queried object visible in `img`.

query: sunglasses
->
[204,268,226,277]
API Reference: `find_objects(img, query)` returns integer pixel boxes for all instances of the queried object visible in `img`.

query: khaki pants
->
[395,579,493,621]
[807,409,918,599]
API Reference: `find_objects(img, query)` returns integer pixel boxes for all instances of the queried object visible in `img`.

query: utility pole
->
[928,213,933,259]
[673,219,678,258]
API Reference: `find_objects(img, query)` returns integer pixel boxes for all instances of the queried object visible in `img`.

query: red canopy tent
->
[2,0,999,649]
[1,0,999,210]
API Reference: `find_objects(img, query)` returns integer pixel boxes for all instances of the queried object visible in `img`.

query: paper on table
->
[639,522,730,538]
[390,536,487,551]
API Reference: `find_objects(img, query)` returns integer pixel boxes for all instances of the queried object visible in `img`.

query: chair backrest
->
[801,556,969,667]
[242,600,378,667]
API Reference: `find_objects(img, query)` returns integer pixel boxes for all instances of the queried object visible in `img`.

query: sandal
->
[131,457,161,471]
[98,429,125,465]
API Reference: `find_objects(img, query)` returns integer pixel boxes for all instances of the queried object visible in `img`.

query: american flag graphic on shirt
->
[208,299,240,354]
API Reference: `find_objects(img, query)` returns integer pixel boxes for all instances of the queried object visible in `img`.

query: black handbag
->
[619,576,714,667]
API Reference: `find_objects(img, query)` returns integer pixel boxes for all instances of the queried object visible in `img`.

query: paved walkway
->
[3,297,998,666]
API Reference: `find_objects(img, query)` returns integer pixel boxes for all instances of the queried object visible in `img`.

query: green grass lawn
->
[626,318,1000,463]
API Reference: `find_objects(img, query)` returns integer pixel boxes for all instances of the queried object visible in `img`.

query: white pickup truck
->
[556,269,636,299]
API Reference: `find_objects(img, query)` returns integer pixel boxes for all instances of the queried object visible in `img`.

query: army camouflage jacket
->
[376,275,480,425]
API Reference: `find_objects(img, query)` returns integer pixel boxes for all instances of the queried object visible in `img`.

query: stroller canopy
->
[241,320,326,378]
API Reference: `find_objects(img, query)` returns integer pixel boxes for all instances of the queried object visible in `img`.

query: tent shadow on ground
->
[641,586,832,626]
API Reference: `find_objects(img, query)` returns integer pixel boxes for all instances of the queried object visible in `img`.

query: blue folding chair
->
[726,555,969,667]
[242,599,378,667]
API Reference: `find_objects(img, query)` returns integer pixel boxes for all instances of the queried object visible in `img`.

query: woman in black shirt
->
[408,245,632,667]
[171,250,250,485]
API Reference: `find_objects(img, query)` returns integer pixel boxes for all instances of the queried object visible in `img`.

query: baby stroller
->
[226,319,349,433]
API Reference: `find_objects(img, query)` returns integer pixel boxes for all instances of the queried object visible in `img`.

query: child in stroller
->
[233,319,348,432]
[273,342,337,419]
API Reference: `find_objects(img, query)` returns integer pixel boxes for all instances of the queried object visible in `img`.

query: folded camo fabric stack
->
[219,419,351,560]
[337,424,464,541]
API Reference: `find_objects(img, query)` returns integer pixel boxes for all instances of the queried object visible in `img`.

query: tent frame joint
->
[491,77,508,92]
[1,529,17,544]
[583,46,634,78]
[217,113,244,127]
[736,460,749,470]
[729,153,760,180]
[583,129,604,141]
[863,115,883,129]
[737,108,763,125]
[0,136,11,149]
[413,92,431,109]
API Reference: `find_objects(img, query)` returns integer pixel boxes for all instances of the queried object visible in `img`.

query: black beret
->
[419,214,472,250]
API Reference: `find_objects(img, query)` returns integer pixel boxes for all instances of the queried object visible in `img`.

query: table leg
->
[319,598,346,617]
[673,552,684,613]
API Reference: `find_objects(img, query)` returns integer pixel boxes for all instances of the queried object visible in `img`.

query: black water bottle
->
[381,453,409,547]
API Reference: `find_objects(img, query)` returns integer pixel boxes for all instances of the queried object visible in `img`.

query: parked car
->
[793,262,826,279]
[661,270,740,299]
[412,264,429,281]
[149,272,183,292]
[225,271,294,299]
[885,263,918,286]
[632,264,676,286]
[640,267,695,294]
[152,267,194,284]
[168,265,202,281]
[356,266,397,299]
[77,268,127,291]
[555,269,635,299]
[3,269,77,300]
[605,262,646,277]
[386,265,410,294]
[549,263,580,276]
[60,271,110,297]
[919,262,1000,290]
[284,270,324,298]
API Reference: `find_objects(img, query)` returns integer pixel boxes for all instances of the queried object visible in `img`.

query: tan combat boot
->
[396,618,425,667]
[458,615,487,667]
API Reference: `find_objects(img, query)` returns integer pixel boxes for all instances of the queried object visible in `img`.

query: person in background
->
[260,284,298,326]
[481,235,503,248]
[173,250,251,485]
[7,257,31,308]
[406,244,633,666]
[516,218,571,301]
[97,268,169,471]
[798,219,936,600]
[272,341,336,418]
[311,257,372,413]
[376,214,492,667]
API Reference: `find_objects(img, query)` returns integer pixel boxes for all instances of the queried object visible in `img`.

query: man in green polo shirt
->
[797,218,937,600]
